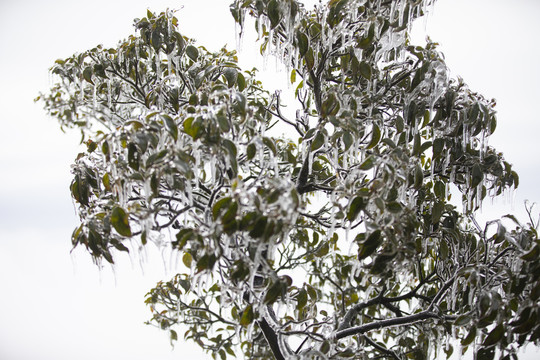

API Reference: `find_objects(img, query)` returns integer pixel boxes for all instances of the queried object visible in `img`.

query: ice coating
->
[37,3,532,360]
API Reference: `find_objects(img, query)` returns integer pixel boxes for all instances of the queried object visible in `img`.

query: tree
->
[38,1,540,359]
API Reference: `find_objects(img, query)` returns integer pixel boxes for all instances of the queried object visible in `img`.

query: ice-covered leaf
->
[482,324,504,347]
[240,305,254,326]
[83,67,94,84]
[472,164,484,188]
[359,61,372,80]
[161,114,178,141]
[182,253,192,268]
[223,67,238,88]
[347,196,366,221]
[110,207,132,237]
[366,124,381,149]
[296,31,309,56]
[267,0,280,29]
[311,131,325,151]
[186,45,199,61]
[358,230,382,260]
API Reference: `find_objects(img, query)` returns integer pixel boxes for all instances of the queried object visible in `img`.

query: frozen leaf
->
[83,67,94,84]
[296,31,309,56]
[311,131,325,151]
[186,45,198,61]
[240,305,254,326]
[359,62,372,80]
[267,0,280,29]
[223,67,238,88]
[161,114,178,141]
[482,324,504,347]
[461,326,477,346]
[347,196,366,221]
[367,124,381,149]
[182,252,193,268]
[358,230,382,260]
[472,164,484,188]
[111,207,132,237]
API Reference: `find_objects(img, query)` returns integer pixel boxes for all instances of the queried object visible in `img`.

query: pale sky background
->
[0,0,539,359]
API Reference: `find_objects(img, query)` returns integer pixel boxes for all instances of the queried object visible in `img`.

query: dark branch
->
[336,311,440,340]
[258,318,285,360]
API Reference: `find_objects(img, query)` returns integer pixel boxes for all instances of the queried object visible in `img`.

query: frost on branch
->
[39,2,539,360]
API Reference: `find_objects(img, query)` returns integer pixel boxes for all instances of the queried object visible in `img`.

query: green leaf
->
[217,112,230,132]
[296,288,308,310]
[83,67,94,84]
[102,173,111,191]
[412,133,421,156]
[93,64,107,78]
[196,253,216,272]
[311,131,325,151]
[186,45,199,61]
[237,72,246,91]
[264,280,284,304]
[240,305,254,326]
[432,201,444,224]
[358,230,382,260]
[247,143,256,160]
[358,22,374,49]
[366,124,381,149]
[461,325,477,346]
[434,180,446,199]
[343,132,353,150]
[249,216,267,238]
[521,245,539,261]
[222,139,237,157]
[359,156,375,170]
[111,207,132,237]
[296,31,309,56]
[482,324,504,347]
[128,143,139,170]
[454,314,472,326]
[223,67,238,88]
[263,137,277,155]
[212,197,232,220]
[222,201,238,225]
[151,30,161,51]
[305,48,315,70]
[359,61,372,80]
[182,252,192,268]
[472,164,484,188]
[347,196,366,221]
[161,114,178,141]
[477,347,495,360]
[321,94,339,117]
[414,163,424,189]
[267,0,280,29]
[386,201,402,213]
[439,239,449,259]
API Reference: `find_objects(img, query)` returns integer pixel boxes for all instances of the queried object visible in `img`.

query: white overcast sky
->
[0,1,539,359]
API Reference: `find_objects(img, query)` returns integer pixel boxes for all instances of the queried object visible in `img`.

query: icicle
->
[155,50,161,79]
[78,76,84,103]
[167,52,173,76]
[107,79,112,108]
[92,84,97,114]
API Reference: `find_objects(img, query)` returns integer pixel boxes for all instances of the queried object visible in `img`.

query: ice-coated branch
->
[363,335,400,360]
[258,317,286,360]
[335,310,441,340]
[338,272,436,331]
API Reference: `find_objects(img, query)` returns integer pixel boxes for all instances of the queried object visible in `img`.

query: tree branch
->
[336,311,440,340]
[258,317,285,360]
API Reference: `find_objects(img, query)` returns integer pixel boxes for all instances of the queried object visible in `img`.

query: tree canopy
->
[38,1,540,359]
